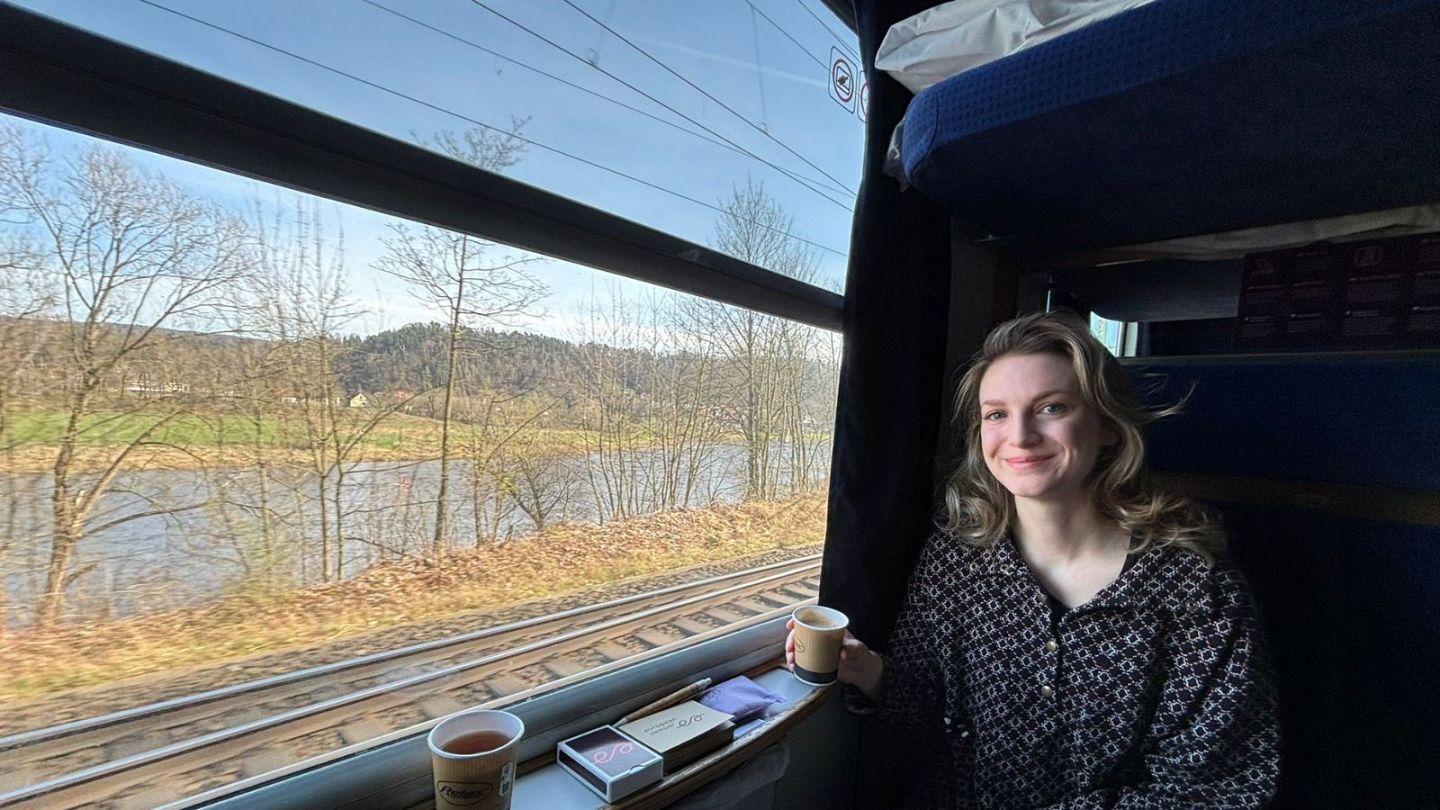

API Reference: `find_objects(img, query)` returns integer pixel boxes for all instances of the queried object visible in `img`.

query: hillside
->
[341,322,585,401]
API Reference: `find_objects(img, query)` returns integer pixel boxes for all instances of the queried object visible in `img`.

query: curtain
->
[820,0,952,654]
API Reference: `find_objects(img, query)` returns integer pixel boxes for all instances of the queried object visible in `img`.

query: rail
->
[0,557,822,809]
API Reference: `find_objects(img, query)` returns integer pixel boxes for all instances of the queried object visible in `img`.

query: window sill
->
[198,616,796,810]
[497,666,827,810]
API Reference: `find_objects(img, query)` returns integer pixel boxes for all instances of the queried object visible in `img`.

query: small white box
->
[556,725,664,802]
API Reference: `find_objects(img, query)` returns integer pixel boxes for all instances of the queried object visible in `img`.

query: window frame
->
[0,4,843,333]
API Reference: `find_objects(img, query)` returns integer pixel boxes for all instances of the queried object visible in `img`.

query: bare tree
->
[572,290,644,520]
[376,125,546,553]
[489,398,569,534]
[0,232,54,634]
[687,179,823,500]
[572,286,729,520]
[191,316,336,597]
[454,385,549,547]
[229,337,290,593]
[0,127,255,626]
[647,298,729,509]
[243,198,425,584]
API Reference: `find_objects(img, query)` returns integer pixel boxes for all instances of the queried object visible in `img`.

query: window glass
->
[1090,313,1136,357]
[11,0,863,291]
[0,110,835,806]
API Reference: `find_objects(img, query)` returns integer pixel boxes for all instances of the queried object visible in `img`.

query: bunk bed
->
[898,0,1440,250]
[876,1,1440,806]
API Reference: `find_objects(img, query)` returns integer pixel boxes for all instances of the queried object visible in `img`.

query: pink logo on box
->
[591,741,634,765]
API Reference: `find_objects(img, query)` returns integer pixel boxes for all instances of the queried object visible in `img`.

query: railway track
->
[0,556,821,809]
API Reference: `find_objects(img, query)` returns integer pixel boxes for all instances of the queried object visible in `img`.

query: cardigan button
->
[1040,685,1055,699]
[1044,639,1058,653]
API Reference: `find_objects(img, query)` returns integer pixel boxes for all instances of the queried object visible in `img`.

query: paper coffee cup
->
[427,709,524,810]
[791,605,849,686]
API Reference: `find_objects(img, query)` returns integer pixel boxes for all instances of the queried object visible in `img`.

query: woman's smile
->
[979,353,1110,503]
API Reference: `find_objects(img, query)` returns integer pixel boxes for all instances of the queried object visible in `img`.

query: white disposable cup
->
[427,709,525,810]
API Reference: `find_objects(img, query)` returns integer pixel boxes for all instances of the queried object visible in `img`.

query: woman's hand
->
[785,619,885,703]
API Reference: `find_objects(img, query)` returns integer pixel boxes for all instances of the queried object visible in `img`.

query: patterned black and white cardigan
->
[874,529,1280,809]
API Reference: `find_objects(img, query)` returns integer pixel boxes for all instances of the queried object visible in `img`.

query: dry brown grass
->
[0,491,828,701]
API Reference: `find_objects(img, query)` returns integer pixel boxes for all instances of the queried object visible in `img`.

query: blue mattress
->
[901,0,1440,250]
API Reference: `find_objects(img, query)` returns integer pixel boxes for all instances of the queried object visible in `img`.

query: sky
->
[4,0,865,339]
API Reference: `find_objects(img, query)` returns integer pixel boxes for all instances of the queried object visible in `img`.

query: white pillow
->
[876,0,1157,94]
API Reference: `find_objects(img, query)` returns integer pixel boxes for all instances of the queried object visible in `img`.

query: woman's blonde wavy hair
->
[942,311,1223,562]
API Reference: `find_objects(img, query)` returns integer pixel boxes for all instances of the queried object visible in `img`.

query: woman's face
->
[977,352,1112,505]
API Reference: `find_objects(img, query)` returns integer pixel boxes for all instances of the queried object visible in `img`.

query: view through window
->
[1090,313,1136,357]
[0,2,856,804]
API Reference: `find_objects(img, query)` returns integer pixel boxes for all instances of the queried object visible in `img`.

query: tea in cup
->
[428,709,524,810]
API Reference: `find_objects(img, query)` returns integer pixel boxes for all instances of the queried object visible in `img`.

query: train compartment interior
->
[0,0,1436,808]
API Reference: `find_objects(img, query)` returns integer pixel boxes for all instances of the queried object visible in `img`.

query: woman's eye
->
[983,410,1005,421]
[1040,402,1068,415]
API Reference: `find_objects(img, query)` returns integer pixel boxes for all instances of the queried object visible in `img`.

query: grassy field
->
[0,491,827,701]
[10,410,290,451]
[0,406,780,474]
[0,409,611,473]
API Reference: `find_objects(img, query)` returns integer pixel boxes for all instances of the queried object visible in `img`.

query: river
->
[1,441,829,629]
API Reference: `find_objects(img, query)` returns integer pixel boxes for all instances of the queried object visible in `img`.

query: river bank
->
[0,491,827,706]
[0,409,764,475]
[0,412,602,475]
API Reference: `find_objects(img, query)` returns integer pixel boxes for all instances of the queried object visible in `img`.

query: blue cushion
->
[902,0,1440,249]
[1131,355,1440,491]
[1130,356,1440,805]
[1220,506,1440,807]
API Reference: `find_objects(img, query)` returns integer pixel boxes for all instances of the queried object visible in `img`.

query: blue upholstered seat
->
[1137,355,1440,491]
[1130,356,1440,807]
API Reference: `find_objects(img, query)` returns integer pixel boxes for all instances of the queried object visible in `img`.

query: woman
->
[787,312,1279,808]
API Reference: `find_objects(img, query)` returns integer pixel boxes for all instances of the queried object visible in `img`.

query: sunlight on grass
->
[0,408,635,473]
[0,491,827,702]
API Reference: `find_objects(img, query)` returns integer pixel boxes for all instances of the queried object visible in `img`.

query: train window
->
[0,3,847,795]
[7,0,863,289]
[1088,314,1136,357]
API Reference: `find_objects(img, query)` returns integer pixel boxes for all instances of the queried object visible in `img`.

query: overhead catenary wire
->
[362,0,732,155]
[749,6,771,131]
[464,0,854,204]
[744,0,826,69]
[794,0,861,63]
[131,0,850,259]
[556,0,858,198]
[365,0,852,212]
